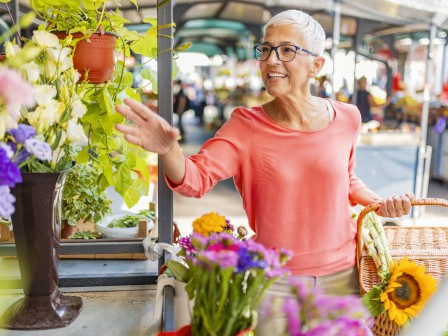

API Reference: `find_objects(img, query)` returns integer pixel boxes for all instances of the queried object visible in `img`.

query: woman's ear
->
[312,56,325,76]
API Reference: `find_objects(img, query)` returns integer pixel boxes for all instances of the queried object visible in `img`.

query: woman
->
[115,10,412,295]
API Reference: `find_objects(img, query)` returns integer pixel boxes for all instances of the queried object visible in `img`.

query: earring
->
[309,72,315,78]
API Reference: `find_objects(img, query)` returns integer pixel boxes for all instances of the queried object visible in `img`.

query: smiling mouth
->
[268,73,287,79]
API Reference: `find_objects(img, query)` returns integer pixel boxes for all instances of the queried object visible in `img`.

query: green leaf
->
[130,28,157,58]
[166,260,190,283]
[76,146,89,163]
[361,287,385,317]
[141,68,158,94]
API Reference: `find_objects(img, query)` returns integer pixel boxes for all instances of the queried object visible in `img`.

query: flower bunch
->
[1,30,88,172]
[183,232,292,336]
[0,66,53,218]
[166,212,249,282]
[260,278,373,335]
[360,212,437,326]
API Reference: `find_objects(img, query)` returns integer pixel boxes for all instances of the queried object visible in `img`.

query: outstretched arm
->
[115,98,186,185]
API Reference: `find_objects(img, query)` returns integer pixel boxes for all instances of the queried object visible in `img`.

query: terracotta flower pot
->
[56,31,117,83]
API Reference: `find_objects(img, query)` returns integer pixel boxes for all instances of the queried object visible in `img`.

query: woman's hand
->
[115,98,179,155]
[376,193,414,217]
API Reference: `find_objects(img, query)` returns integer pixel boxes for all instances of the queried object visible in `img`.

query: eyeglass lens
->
[255,45,299,62]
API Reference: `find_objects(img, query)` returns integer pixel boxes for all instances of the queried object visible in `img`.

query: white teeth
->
[268,73,287,78]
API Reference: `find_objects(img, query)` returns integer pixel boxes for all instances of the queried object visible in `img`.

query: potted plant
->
[28,0,166,209]
[95,209,155,239]
[61,162,112,238]
[29,0,159,84]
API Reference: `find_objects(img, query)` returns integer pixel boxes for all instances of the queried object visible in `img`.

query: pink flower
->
[0,67,35,120]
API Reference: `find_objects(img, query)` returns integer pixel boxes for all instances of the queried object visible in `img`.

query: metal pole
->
[157,0,174,268]
[414,22,437,221]
[331,0,341,100]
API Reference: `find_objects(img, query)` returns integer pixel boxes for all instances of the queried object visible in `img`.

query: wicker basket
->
[356,198,448,336]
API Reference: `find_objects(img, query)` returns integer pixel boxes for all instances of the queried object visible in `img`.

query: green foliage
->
[27,0,165,207]
[166,259,190,283]
[62,163,112,226]
[361,286,385,317]
[106,209,155,228]
[68,230,102,239]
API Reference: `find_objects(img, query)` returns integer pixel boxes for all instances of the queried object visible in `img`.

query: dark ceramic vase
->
[0,172,83,330]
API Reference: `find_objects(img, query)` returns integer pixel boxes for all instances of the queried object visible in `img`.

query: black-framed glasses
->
[254,44,318,62]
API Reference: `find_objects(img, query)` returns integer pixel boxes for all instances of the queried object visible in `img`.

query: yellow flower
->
[380,257,437,326]
[192,212,226,236]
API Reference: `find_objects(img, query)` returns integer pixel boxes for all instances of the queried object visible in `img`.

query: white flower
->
[0,185,16,218]
[5,42,21,58]
[32,85,57,106]
[21,61,41,83]
[66,120,88,146]
[44,60,58,80]
[0,113,15,139]
[51,146,65,169]
[70,99,87,120]
[73,70,81,83]
[25,138,53,161]
[47,46,73,73]
[32,31,60,49]
[0,142,14,159]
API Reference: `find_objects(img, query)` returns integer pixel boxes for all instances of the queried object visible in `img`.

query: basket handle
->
[356,197,448,269]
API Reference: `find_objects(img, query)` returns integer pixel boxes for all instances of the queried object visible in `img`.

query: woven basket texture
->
[357,199,448,336]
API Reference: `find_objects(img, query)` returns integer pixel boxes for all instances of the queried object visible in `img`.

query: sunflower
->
[380,257,437,326]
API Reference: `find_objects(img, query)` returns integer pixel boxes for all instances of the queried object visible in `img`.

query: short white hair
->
[263,9,326,56]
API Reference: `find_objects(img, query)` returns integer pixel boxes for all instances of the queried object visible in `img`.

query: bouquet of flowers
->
[260,277,373,335]
[2,30,88,173]
[166,212,292,336]
[360,211,437,326]
[0,67,53,218]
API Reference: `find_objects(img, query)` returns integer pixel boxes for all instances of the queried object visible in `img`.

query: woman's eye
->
[281,46,295,53]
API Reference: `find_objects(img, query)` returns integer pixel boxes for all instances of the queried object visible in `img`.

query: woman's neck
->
[264,94,329,130]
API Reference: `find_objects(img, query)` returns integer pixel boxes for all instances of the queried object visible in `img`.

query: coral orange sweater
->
[167,100,366,276]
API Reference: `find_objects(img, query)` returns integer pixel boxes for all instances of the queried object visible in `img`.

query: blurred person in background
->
[351,76,393,123]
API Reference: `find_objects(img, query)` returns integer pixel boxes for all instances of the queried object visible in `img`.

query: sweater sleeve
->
[165,107,251,197]
[348,105,367,205]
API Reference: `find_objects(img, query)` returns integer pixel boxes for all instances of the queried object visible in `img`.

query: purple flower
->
[198,250,239,269]
[178,236,195,254]
[9,124,36,143]
[0,147,22,187]
[237,246,266,273]
[0,185,16,217]
[24,139,52,161]
[283,297,302,336]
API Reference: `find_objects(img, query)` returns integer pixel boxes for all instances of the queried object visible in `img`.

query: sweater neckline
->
[257,98,337,133]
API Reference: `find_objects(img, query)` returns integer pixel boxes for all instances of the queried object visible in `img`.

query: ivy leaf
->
[362,287,385,317]
[141,68,158,94]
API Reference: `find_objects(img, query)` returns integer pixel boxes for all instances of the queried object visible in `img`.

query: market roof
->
[6,0,448,58]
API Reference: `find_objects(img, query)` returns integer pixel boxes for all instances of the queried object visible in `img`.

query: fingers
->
[123,98,153,122]
[115,123,139,137]
[378,194,413,218]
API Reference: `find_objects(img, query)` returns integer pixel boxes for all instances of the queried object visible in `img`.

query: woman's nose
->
[266,49,281,64]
